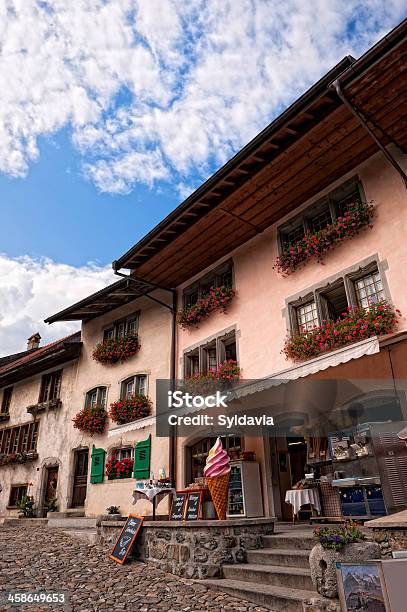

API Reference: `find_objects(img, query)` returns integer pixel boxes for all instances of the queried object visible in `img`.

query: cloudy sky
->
[1,0,406,355]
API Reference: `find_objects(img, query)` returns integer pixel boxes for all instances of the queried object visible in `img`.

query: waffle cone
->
[207,473,230,520]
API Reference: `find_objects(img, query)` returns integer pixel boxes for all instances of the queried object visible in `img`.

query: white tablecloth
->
[132,487,175,505]
[285,488,321,516]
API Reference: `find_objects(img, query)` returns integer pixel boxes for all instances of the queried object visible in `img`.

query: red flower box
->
[283,301,400,361]
[106,455,134,479]
[92,334,141,365]
[274,201,375,276]
[72,405,108,435]
[178,285,235,329]
[185,360,241,393]
[109,394,152,425]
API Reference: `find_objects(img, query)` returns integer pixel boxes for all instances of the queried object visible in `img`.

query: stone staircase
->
[204,527,333,611]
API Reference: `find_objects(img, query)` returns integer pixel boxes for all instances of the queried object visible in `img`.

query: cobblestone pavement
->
[0,525,269,612]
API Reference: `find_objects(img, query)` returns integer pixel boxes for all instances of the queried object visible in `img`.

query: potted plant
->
[309,521,381,598]
[109,394,152,425]
[16,495,36,518]
[105,505,121,520]
[44,498,58,514]
[106,454,134,480]
[72,404,108,435]
[92,334,141,365]
[178,285,235,329]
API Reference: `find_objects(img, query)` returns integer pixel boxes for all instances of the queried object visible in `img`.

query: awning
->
[108,415,156,438]
[230,336,380,400]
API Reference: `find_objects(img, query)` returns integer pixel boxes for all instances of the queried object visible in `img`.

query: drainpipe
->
[332,79,407,185]
[113,270,177,488]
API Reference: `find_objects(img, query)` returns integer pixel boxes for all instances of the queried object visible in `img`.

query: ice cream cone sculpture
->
[204,437,231,520]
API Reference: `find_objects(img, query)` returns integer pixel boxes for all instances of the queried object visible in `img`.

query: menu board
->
[185,492,202,521]
[169,492,187,520]
[109,515,144,564]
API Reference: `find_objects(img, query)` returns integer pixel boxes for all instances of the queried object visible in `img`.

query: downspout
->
[332,79,407,185]
[113,270,177,488]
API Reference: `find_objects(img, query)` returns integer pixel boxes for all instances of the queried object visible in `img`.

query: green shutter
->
[133,435,151,479]
[90,446,105,484]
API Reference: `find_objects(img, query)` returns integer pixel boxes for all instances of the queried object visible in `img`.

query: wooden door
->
[45,467,58,504]
[72,450,89,507]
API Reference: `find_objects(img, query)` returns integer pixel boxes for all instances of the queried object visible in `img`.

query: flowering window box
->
[109,394,152,426]
[26,398,62,415]
[185,360,241,393]
[72,405,108,435]
[92,334,141,365]
[106,456,134,480]
[274,201,374,276]
[0,412,10,422]
[283,301,400,361]
[178,285,235,329]
[0,451,38,467]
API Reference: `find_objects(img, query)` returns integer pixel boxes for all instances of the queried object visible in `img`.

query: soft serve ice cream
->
[204,437,231,519]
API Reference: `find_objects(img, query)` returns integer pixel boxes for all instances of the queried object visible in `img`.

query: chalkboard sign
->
[185,491,203,521]
[169,491,187,520]
[109,514,144,564]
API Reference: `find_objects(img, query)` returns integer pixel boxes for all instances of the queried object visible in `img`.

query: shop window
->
[39,370,62,403]
[189,435,242,481]
[278,177,363,251]
[354,271,385,308]
[8,485,28,508]
[184,330,237,376]
[183,260,234,308]
[86,387,107,408]
[1,386,13,413]
[121,375,147,399]
[103,313,139,341]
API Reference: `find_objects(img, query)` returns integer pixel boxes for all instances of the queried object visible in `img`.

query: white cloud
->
[0,1,405,192]
[0,254,115,356]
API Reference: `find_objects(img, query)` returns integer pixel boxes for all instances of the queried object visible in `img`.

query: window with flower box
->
[121,375,147,399]
[1,387,13,413]
[39,370,62,403]
[103,313,139,341]
[86,386,107,408]
[288,262,388,334]
[8,484,28,508]
[184,330,237,377]
[183,260,234,308]
[115,447,134,461]
[278,178,363,252]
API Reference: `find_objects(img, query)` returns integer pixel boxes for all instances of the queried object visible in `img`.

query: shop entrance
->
[272,436,308,520]
[71,449,88,508]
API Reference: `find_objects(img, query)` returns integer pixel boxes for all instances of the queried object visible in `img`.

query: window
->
[121,375,147,399]
[0,422,39,455]
[39,370,62,403]
[86,387,107,408]
[279,178,363,251]
[1,387,13,413]
[354,271,385,308]
[183,260,233,308]
[289,263,386,334]
[103,313,139,341]
[184,330,237,376]
[115,447,134,461]
[8,485,28,508]
[297,301,318,332]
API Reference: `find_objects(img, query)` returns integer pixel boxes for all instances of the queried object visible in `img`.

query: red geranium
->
[178,285,235,329]
[109,394,152,425]
[92,334,141,365]
[283,301,400,361]
[72,404,108,435]
[274,201,375,276]
[106,453,134,479]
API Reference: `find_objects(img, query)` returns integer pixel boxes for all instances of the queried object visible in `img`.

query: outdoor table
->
[132,486,176,520]
[285,488,321,522]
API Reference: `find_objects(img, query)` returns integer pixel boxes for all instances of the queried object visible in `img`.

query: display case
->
[227,461,264,518]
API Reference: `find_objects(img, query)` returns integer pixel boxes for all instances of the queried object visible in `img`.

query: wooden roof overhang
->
[113,19,407,288]
[0,341,82,387]
[44,277,164,323]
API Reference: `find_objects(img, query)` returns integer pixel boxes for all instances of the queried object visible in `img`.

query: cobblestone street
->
[0,525,268,612]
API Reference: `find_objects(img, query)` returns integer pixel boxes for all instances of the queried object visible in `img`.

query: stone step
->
[222,564,314,591]
[47,517,97,530]
[247,548,310,568]
[203,579,326,611]
[62,529,97,544]
[263,534,315,551]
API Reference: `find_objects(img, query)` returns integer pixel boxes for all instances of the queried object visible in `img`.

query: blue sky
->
[0,1,406,355]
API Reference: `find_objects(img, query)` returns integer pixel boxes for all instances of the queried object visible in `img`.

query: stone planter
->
[309,541,381,598]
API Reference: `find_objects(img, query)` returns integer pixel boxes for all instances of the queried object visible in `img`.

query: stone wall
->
[367,510,407,558]
[97,517,275,579]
